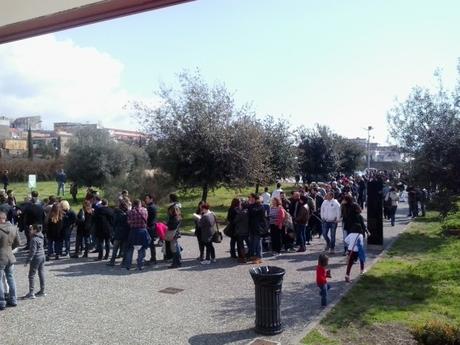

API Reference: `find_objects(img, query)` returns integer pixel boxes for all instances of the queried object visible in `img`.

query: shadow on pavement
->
[188,328,255,345]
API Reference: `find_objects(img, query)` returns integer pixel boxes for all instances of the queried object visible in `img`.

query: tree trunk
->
[201,183,209,202]
[255,182,260,194]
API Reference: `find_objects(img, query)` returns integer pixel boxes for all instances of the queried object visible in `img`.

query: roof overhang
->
[0,0,193,44]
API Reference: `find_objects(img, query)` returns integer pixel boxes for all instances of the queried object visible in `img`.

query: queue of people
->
[1,168,418,310]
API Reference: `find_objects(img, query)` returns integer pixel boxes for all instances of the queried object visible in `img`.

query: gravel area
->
[1,205,410,345]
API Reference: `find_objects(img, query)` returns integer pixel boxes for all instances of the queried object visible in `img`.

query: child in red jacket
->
[316,253,331,306]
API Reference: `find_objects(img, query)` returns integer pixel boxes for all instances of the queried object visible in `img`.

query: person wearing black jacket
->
[22,192,44,250]
[247,193,267,264]
[108,200,130,266]
[144,194,158,265]
[93,200,114,261]
[72,200,94,258]
[226,198,240,259]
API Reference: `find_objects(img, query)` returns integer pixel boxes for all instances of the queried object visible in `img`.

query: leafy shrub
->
[412,320,460,345]
[0,158,64,182]
[427,190,459,219]
[441,219,460,231]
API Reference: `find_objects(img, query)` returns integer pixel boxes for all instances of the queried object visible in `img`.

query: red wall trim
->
[0,0,193,44]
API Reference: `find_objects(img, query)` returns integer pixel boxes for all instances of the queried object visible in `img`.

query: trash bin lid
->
[250,266,285,284]
[250,266,285,276]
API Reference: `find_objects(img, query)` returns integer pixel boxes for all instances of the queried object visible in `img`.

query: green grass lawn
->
[9,181,298,233]
[302,208,460,345]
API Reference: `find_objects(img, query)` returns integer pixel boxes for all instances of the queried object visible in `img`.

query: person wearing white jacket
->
[320,192,341,253]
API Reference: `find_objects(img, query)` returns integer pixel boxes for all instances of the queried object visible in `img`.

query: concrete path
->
[1,205,410,345]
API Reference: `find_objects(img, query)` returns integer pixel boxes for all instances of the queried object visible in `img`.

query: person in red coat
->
[316,253,331,306]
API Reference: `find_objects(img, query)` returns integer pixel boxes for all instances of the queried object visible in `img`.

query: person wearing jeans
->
[247,193,267,264]
[322,222,337,251]
[0,212,20,309]
[294,196,310,252]
[316,253,330,307]
[249,233,262,259]
[126,200,151,270]
[320,191,341,253]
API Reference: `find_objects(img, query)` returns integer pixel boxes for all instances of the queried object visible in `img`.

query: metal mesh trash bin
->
[249,266,286,335]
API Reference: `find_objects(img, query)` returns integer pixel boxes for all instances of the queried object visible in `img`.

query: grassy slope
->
[302,210,460,344]
[9,181,297,232]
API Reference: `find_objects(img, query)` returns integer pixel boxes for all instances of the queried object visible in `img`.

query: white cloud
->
[0,34,141,130]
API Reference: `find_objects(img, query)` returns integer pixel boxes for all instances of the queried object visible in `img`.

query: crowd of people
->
[0,169,425,310]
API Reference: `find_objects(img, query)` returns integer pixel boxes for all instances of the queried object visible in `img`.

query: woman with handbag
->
[198,202,218,265]
[344,223,366,282]
[194,201,206,262]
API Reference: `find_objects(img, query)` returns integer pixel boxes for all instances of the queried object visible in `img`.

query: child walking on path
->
[24,224,46,299]
[316,253,331,306]
[344,224,366,282]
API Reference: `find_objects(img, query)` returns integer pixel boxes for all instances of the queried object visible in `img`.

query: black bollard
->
[367,179,384,246]
[249,266,286,335]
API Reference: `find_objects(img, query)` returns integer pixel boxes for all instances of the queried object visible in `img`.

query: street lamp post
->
[366,126,373,170]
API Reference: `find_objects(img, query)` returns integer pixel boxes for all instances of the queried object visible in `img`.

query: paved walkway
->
[1,205,410,345]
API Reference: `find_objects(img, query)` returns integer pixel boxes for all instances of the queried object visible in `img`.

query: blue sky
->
[2,0,460,143]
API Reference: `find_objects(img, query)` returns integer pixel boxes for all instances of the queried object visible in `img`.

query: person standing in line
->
[72,200,93,258]
[108,199,130,266]
[226,198,239,259]
[233,200,250,264]
[56,169,67,196]
[340,195,355,255]
[261,187,271,217]
[166,194,182,269]
[194,201,206,261]
[22,191,44,251]
[125,199,151,271]
[2,170,9,192]
[294,195,310,252]
[144,194,158,265]
[320,191,341,254]
[269,197,286,256]
[93,200,114,261]
[388,187,400,226]
[46,204,64,261]
[247,193,267,264]
[61,200,76,257]
[23,224,46,299]
[198,202,218,265]
[0,211,20,310]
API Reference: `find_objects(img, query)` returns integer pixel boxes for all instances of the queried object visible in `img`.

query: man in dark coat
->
[93,200,114,260]
[22,192,44,250]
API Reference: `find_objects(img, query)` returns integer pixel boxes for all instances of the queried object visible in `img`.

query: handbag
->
[211,214,223,243]
[223,223,234,238]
